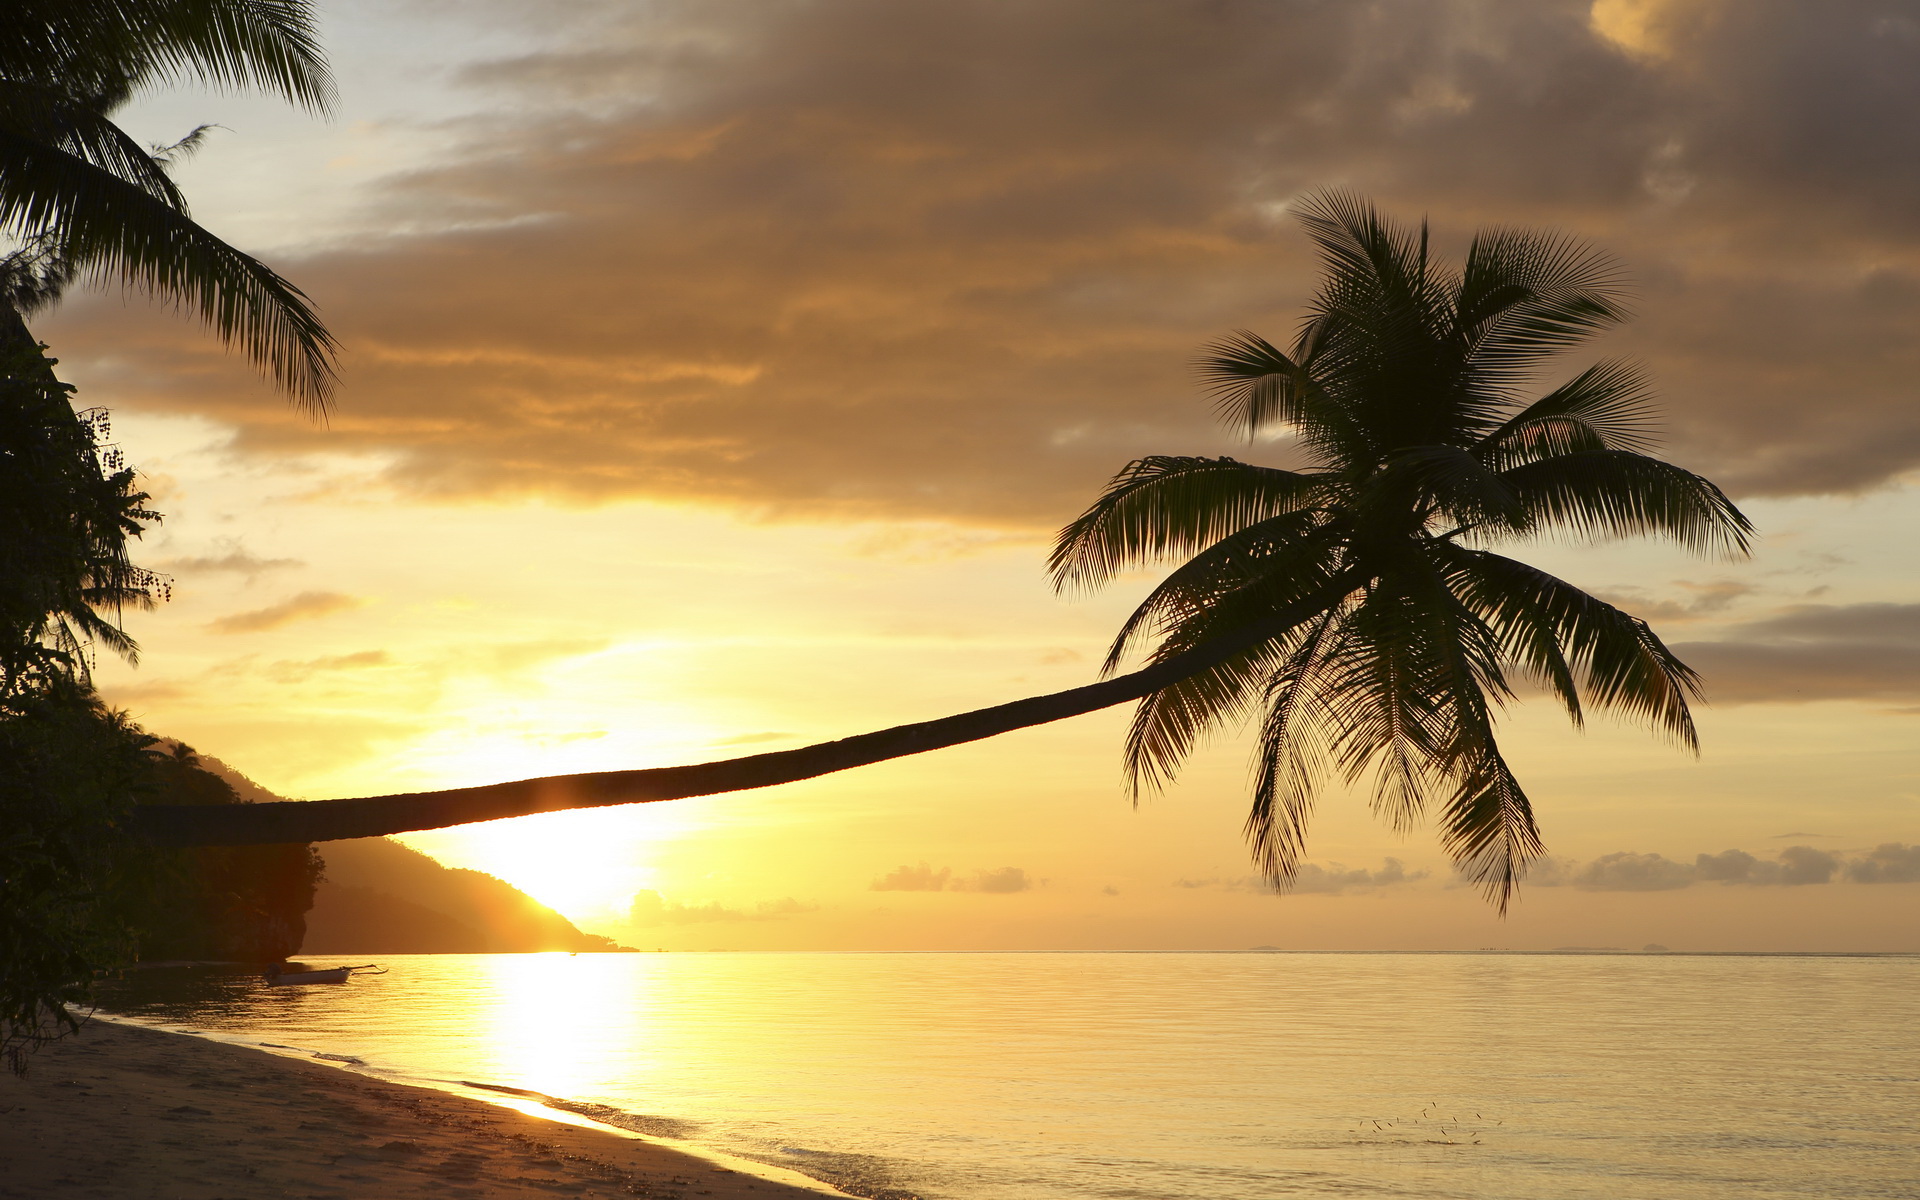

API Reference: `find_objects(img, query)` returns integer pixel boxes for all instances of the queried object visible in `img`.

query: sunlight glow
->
[398,806,692,924]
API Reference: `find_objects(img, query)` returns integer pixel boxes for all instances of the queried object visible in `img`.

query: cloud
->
[1575,852,1697,891]
[159,544,303,579]
[1675,603,1920,703]
[1591,580,1756,625]
[711,731,793,746]
[1693,846,1838,887]
[626,890,819,925]
[473,637,610,675]
[1175,857,1426,895]
[1845,843,1920,884]
[48,0,1920,526]
[262,649,392,683]
[1291,857,1427,894]
[869,863,1033,892]
[952,866,1033,894]
[1519,844,1908,890]
[204,590,365,634]
[1738,604,1920,643]
[871,863,950,892]
[98,679,191,706]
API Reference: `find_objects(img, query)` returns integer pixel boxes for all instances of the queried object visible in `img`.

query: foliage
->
[0,702,324,1074]
[0,0,337,409]
[0,340,166,698]
[0,342,317,1071]
[0,683,152,1074]
[132,744,323,963]
[0,2,337,1071]
[1051,192,1753,908]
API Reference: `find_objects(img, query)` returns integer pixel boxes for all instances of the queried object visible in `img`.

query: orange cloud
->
[205,591,366,634]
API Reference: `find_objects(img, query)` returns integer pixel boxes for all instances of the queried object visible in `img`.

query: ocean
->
[99,952,1919,1199]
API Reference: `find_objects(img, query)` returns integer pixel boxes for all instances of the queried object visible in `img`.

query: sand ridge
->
[0,1020,848,1199]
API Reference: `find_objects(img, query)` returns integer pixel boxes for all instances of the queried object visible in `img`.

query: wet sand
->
[0,1019,847,1199]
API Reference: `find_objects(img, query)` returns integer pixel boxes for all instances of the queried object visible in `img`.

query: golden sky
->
[57,0,1920,951]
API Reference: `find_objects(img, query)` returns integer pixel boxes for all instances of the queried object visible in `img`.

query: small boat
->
[264,963,385,986]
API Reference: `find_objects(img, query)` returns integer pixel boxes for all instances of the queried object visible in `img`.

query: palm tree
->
[1047,193,1750,904]
[0,0,337,410]
[137,195,1750,911]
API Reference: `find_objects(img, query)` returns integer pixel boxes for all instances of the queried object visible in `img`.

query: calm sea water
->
[100,953,1919,1200]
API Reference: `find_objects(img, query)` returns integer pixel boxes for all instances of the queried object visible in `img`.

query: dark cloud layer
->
[1676,603,1920,703]
[50,0,1920,523]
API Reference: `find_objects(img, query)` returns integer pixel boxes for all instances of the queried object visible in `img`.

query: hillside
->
[307,836,630,953]
[198,755,631,954]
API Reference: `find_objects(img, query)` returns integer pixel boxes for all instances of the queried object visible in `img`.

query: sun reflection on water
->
[471,954,666,1100]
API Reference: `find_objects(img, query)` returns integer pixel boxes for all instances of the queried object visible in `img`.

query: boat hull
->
[265,968,354,985]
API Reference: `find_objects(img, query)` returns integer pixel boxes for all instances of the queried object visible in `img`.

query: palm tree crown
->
[1049,193,1752,908]
[0,0,337,410]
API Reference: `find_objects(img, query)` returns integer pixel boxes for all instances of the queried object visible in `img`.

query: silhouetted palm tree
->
[0,0,337,409]
[1046,193,1750,904]
[140,196,1750,909]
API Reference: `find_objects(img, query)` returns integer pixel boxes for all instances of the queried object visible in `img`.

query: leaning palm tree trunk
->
[134,578,1358,847]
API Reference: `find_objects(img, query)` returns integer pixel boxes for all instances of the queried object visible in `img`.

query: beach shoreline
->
[0,1018,849,1199]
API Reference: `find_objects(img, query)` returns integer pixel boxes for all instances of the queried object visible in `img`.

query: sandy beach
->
[0,1019,846,1200]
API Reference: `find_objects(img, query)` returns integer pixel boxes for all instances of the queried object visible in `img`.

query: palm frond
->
[1445,548,1702,749]
[1099,511,1337,674]
[0,80,186,206]
[1124,634,1292,797]
[1292,191,1448,330]
[1475,359,1658,469]
[1316,572,1506,830]
[1049,455,1326,594]
[1292,192,1549,456]
[1432,546,1583,723]
[1196,329,1310,435]
[1438,742,1543,913]
[1498,450,1752,556]
[1456,226,1630,385]
[1246,604,1349,882]
[1120,554,1355,793]
[0,0,334,113]
[0,130,337,411]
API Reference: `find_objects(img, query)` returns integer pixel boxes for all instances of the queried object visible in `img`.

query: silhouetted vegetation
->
[0,702,324,1073]
[0,341,166,696]
[0,0,340,1071]
[0,340,321,1071]
[132,745,322,964]
[0,684,152,1073]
